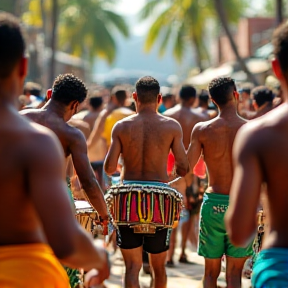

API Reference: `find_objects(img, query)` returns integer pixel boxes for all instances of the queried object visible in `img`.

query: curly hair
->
[52,74,87,105]
[136,76,160,104]
[208,77,236,106]
[251,86,274,107]
[273,22,288,80]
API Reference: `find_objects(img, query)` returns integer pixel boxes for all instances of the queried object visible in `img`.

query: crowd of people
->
[1,10,288,288]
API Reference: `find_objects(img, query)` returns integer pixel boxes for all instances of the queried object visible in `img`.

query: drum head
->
[74,200,92,210]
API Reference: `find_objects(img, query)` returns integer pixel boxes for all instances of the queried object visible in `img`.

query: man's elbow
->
[104,163,116,176]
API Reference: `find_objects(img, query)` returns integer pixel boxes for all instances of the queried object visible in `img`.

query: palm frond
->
[139,0,163,20]
[101,10,130,37]
[144,7,174,52]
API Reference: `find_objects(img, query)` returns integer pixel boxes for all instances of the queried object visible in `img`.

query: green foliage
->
[58,0,129,63]
[141,0,248,68]
[23,0,129,64]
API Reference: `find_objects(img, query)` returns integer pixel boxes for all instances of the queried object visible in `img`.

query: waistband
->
[203,192,229,202]
[257,247,288,260]
[0,243,54,258]
[123,180,169,187]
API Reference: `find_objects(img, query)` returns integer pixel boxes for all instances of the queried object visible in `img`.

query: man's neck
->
[43,100,67,119]
[180,101,192,108]
[218,101,237,116]
[137,103,158,114]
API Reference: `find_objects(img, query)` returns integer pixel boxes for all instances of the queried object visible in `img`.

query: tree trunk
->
[192,35,204,71]
[214,0,258,86]
[276,0,283,26]
[49,0,58,86]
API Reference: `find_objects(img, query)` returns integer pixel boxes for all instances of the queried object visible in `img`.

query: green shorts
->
[198,192,253,259]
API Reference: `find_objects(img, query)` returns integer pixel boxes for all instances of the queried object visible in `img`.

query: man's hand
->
[84,240,110,286]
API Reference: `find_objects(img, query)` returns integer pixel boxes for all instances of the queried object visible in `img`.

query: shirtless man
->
[225,23,288,287]
[250,86,274,119]
[104,76,189,288]
[20,73,108,220]
[87,86,130,161]
[0,12,108,287]
[195,89,218,119]
[164,85,207,264]
[83,92,103,132]
[187,77,253,288]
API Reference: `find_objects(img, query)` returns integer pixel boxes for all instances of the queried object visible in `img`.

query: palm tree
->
[140,0,211,71]
[58,0,129,64]
[22,0,129,84]
[140,0,246,71]
[213,0,258,85]
[276,0,283,25]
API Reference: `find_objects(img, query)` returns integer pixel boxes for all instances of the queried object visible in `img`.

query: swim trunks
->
[198,192,253,258]
[0,243,69,288]
[252,248,288,288]
[116,180,172,254]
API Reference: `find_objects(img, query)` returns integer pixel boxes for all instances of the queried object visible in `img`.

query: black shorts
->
[117,226,172,254]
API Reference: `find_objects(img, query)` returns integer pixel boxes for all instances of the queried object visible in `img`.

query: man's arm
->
[104,123,122,175]
[171,121,189,177]
[28,124,109,277]
[70,128,108,219]
[187,123,203,172]
[87,108,111,148]
[225,125,262,247]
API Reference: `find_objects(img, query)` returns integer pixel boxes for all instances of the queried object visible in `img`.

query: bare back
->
[226,104,288,251]
[105,112,188,182]
[191,112,246,194]
[164,105,207,149]
[0,109,65,245]
[20,109,80,158]
[258,109,288,248]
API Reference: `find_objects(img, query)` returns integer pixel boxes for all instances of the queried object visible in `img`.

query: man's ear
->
[157,93,162,104]
[71,100,79,111]
[272,57,283,80]
[19,56,28,78]
[132,92,138,102]
[233,90,239,101]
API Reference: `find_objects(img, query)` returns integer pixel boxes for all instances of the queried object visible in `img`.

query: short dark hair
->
[136,76,160,104]
[89,96,103,109]
[51,74,87,105]
[208,77,235,106]
[179,85,196,101]
[0,12,25,78]
[111,86,127,106]
[251,86,274,107]
[273,22,288,80]
[199,89,209,104]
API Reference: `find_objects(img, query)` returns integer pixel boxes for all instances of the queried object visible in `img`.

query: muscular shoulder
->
[159,114,183,136]
[24,121,64,161]
[163,105,181,117]
[65,122,87,145]
[110,114,137,132]
[19,108,41,121]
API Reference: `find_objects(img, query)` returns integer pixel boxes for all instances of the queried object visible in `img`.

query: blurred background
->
[0,0,286,90]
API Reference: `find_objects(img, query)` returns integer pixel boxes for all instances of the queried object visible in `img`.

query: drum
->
[74,200,101,235]
[105,183,183,234]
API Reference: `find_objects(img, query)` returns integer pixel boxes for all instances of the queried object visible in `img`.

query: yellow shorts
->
[0,243,69,288]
